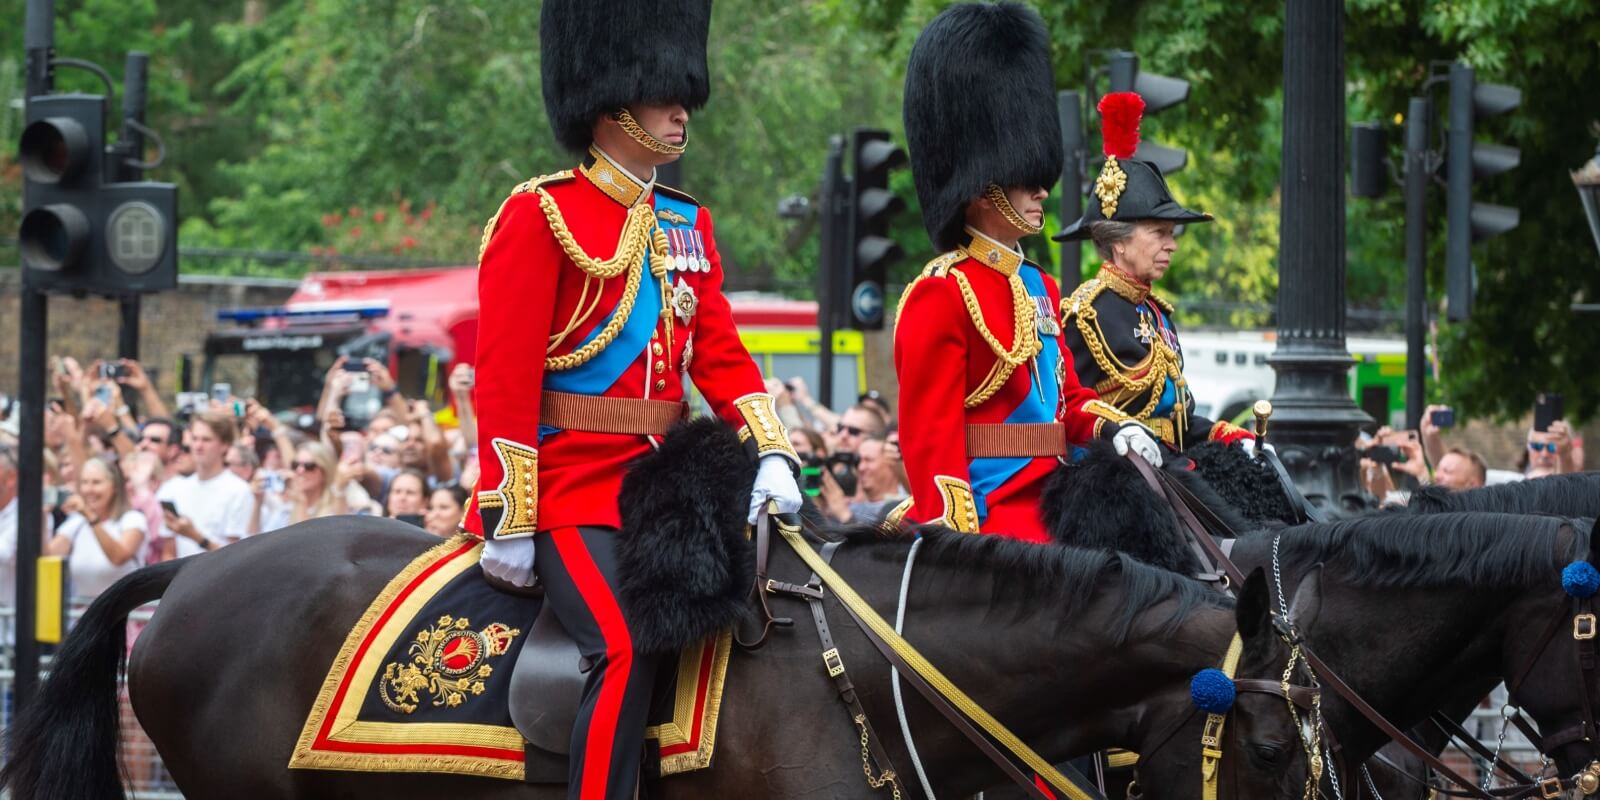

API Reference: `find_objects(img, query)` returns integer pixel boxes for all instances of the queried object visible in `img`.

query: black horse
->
[1404,471,1600,517]
[1,512,1327,799]
[1227,512,1598,796]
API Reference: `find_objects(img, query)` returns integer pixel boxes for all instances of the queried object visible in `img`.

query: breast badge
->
[671,279,699,324]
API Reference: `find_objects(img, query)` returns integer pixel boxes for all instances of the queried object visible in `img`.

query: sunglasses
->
[292,461,321,471]
[836,423,867,437]
[1528,442,1559,454]
[368,444,398,455]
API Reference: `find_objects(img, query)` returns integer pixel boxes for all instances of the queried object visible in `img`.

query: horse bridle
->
[1129,453,1600,799]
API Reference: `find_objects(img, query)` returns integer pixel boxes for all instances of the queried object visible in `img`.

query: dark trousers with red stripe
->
[535,526,661,800]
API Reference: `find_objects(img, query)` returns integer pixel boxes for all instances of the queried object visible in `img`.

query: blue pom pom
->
[1564,561,1600,598]
[1190,668,1236,714]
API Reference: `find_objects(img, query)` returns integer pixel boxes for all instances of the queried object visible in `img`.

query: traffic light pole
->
[118,53,148,374]
[15,0,56,712]
[816,136,847,409]
[1057,90,1083,292]
[1403,97,1429,431]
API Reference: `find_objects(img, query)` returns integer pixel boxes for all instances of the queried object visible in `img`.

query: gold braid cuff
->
[1083,399,1135,439]
[482,438,539,539]
[614,109,686,155]
[985,184,1043,236]
[733,393,800,464]
[934,476,980,534]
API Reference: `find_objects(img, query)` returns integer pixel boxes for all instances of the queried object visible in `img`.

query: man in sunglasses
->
[894,3,1161,542]
[1526,420,1575,478]
[834,404,887,455]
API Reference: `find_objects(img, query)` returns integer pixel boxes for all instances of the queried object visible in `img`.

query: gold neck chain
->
[614,109,686,156]
[985,184,1043,237]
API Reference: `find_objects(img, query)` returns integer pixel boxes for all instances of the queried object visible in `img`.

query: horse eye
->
[1248,743,1284,767]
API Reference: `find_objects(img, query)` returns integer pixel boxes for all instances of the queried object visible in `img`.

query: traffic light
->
[1445,62,1520,322]
[17,93,178,296]
[846,128,907,330]
[1107,51,1190,175]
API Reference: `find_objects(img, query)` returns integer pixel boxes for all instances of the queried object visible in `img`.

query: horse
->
[1226,512,1600,796]
[3,510,1333,799]
[1404,471,1600,517]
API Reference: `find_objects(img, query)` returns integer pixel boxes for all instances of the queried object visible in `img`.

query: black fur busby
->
[1040,440,1267,576]
[540,0,713,154]
[903,2,1063,252]
[615,417,756,654]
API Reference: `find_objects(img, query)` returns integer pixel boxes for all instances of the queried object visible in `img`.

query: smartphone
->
[1534,392,1564,433]
[341,360,371,373]
[212,383,232,404]
[1430,408,1456,429]
[94,383,115,406]
[160,499,179,516]
[263,472,285,494]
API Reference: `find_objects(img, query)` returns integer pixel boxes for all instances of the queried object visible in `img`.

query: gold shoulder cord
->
[474,173,671,373]
[1066,287,1187,434]
[955,270,1039,408]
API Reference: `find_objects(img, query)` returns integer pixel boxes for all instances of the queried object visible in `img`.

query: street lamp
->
[1574,144,1600,259]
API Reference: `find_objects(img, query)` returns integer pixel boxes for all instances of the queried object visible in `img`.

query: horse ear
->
[1288,564,1324,632]
[1236,567,1270,640]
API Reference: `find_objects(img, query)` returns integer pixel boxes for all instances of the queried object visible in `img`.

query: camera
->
[803,451,860,497]
[1359,445,1404,466]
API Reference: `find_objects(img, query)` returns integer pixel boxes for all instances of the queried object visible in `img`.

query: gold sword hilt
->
[1252,399,1273,442]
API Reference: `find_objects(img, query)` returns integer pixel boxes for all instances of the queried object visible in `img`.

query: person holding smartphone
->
[154,412,255,558]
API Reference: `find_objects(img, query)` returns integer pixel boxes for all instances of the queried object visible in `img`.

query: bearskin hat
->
[540,0,713,154]
[1055,92,1213,241]
[903,2,1063,252]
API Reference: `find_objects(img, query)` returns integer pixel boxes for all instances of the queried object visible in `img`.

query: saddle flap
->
[509,602,586,755]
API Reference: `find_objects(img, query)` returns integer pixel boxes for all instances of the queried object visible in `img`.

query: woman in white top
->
[285,441,374,523]
[45,456,147,599]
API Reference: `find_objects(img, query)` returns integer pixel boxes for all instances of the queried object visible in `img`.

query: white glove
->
[748,455,804,523]
[481,536,537,588]
[1112,423,1164,467]
[1239,438,1275,460]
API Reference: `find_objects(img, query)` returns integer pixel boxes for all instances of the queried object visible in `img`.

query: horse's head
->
[1225,566,1325,800]
[1496,519,1600,791]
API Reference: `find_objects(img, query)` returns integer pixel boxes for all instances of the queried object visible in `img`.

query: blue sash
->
[967,264,1058,520]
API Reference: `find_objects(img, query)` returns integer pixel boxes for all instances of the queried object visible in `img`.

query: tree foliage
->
[3,1,1598,419]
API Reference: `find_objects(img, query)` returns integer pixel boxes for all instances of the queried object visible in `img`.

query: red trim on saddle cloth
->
[308,538,525,765]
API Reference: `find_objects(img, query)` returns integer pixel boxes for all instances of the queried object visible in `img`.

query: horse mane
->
[836,524,1230,645]
[1265,512,1585,589]
[1406,473,1600,517]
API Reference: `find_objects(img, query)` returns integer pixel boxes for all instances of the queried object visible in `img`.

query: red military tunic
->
[893,228,1132,542]
[465,147,795,539]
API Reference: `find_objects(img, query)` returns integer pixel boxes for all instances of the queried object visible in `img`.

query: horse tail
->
[0,558,185,800]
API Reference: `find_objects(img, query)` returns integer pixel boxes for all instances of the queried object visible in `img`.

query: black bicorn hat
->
[540,0,713,154]
[1055,92,1213,242]
[903,2,1063,252]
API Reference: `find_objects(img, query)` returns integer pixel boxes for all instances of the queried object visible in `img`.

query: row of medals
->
[662,226,711,273]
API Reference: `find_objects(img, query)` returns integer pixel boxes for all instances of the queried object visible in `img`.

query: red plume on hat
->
[1099,92,1145,160]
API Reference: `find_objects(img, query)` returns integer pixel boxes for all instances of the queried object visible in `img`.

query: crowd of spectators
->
[0,354,482,605]
[1359,402,1583,505]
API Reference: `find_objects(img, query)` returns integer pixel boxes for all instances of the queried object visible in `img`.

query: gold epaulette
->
[893,249,965,335]
[476,171,576,266]
[1062,277,1106,322]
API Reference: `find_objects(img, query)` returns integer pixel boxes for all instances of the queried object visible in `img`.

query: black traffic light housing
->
[1107,51,1190,175]
[1445,62,1521,322]
[18,92,178,296]
[846,128,907,330]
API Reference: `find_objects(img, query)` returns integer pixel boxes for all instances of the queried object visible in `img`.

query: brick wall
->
[0,268,298,402]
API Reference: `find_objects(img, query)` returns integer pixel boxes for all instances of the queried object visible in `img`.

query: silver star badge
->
[671,280,698,324]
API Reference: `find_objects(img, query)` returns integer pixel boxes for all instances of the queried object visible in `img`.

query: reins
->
[755,510,1105,800]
